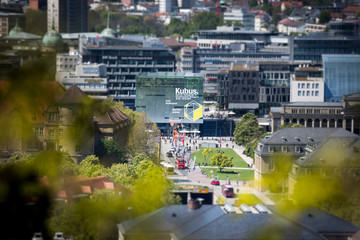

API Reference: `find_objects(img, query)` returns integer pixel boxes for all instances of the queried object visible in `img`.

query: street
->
[160,135,274,205]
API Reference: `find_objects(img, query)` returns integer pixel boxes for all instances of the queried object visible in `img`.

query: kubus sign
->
[175,88,199,100]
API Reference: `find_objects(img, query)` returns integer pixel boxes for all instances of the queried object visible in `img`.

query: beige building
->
[270,93,360,134]
[254,128,353,192]
[0,83,129,163]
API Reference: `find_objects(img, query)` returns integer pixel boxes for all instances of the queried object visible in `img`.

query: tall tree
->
[318,10,331,24]
[233,113,265,146]
[211,153,233,172]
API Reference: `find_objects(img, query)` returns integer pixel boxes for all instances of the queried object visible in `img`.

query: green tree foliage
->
[202,148,213,162]
[24,9,47,36]
[131,160,178,215]
[192,12,222,31]
[48,190,129,240]
[107,163,136,188]
[88,6,164,36]
[127,112,159,159]
[211,153,233,172]
[277,122,304,130]
[101,139,126,163]
[25,151,78,178]
[244,132,269,159]
[234,113,265,146]
[79,155,107,177]
[132,154,149,166]
[165,18,190,37]
[249,0,258,8]
[318,10,331,24]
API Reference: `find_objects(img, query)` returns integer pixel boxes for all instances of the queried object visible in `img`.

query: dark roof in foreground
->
[94,107,129,125]
[118,205,358,240]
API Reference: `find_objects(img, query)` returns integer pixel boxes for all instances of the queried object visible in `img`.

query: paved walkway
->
[161,137,275,206]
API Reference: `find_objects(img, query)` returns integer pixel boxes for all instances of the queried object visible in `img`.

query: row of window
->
[297,90,319,96]
[290,108,341,114]
[297,83,319,89]
[34,128,63,138]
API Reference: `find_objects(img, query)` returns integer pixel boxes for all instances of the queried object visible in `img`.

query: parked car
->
[32,233,43,240]
[211,179,220,185]
[54,232,65,240]
[166,151,173,157]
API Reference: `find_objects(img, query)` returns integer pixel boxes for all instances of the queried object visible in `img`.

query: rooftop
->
[282,102,342,107]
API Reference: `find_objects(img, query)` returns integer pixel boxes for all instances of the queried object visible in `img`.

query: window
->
[306,91,310,96]
[282,146,288,153]
[49,129,55,139]
[59,116,63,122]
[315,91,319,96]
[315,83,319,88]
[306,109,313,114]
[295,146,301,153]
[307,83,310,88]
[35,127,44,136]
[268,146,275,152]
[298,91,301,96]
[269,160,274,171]
[301,83,305,88]
[59,129,63,137]
[48,113,56,122]
[302,91,305,96]
[298,83,300,88]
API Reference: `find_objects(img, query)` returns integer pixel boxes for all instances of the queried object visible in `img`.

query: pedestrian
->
[232,145,234,149]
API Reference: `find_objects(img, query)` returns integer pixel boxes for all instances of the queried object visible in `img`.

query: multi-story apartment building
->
[322,54,360,102]
[290,65,324,102]
[79,36,176,109]
[258,62,291,115]
[180,28,289,101]
[227,64,260,115]
[47,0,88,33]
[289,36,360,63]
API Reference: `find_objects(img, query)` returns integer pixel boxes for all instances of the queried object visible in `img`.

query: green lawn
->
[200,167,254,181]
[191,148,248,168]
[234,194,263,206]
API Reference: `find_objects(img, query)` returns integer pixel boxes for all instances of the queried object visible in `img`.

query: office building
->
[290,65,324,102]
[289,36,360,63]
[226,64,260,115]
[47,0,88,33]
[136,72,204,135]
[223,7,255,30]
[80,36,176,109]
[181,28,289,101]
[159,0,176,13]
[258,62,291,115]
[322,54,360,102]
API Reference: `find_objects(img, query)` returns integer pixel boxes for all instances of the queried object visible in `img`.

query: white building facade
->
[290,72,324,102]
[57,64,108,100]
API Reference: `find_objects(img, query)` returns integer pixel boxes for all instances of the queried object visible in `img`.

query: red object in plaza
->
[211,179,220,186]
[176,158,185,169]
[222,184,234,198]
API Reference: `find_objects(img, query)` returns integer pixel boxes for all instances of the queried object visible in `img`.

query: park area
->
[190,148,254,181]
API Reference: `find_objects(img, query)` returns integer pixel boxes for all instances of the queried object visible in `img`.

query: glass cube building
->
[322,54,360,102]
[136,72,204,135]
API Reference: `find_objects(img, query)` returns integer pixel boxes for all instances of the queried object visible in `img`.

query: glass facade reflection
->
[322,54,360,101]
[136,73,204,133]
